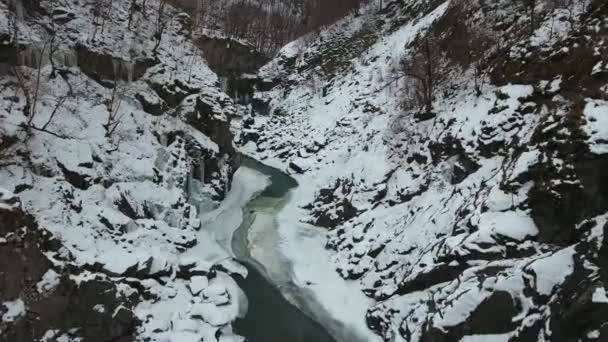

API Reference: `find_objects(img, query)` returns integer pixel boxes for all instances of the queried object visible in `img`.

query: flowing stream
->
[216,156,337,341]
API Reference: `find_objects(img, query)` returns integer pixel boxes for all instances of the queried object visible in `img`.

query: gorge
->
[2,1,608,342]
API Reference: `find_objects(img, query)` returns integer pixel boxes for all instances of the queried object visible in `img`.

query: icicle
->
[199,160,205,184]
[111,58,119,80]
[219,77,229,93]
[126,60,134,84]
[62,49,78,68]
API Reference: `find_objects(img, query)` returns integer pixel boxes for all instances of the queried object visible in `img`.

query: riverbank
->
[186,155,337,341]
[233,156,381,342]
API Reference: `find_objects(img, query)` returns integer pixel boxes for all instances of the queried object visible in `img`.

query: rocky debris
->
[135,91,167,116]
[189,94,237,156]
[241,0,608,340]
[429,135,480,185]
[56,161,92,190]
[0,196,138,342]
[52,7,77,25]
[149,77,200,108]
[305,178,359,229]
[0,0,243,341]
[288,162,305,174]
[174,94,240,200]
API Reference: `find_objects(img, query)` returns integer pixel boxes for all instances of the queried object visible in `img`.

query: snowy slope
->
[0,0,246,341]
[241,0,608,341]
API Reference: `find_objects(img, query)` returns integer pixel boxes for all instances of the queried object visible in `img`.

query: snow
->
[135,275,246,342]
[183,166,270,264]
[36,269,61,294]
[189,276,209,296]
[592,287,608,304]
[0,0,247,340]
[39,330,83,342]
[477,211,539,241]
[527,248,575,296]
[583,99,608,154]
[93,304,106,314]
[0,187,18,211]
[276,194,382,342]
[588,330,601,339]
[133,166,269,341]
[529,3,590,50]
[237,0,608,339]
[2,0,607,340]
[2,299,26,323]
[460,334,512,342]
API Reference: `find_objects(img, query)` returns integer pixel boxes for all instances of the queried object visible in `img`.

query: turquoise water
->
[231,156,337,342]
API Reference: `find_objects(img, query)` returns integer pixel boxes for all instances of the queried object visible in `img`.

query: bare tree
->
[104,84,125,137]
[128,0,139,29]
[400,36,446,117]
[11,36,50,134]
[520,0,538,36]
[41,95,68,131]
[467,29,495,96]
[153,0,170,54]
[8,0,22,50]
[89,0,112,42]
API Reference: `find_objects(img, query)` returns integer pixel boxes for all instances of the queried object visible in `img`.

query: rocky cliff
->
[3,0,608,341]
[0,0,244,341]
[241,0,608,341]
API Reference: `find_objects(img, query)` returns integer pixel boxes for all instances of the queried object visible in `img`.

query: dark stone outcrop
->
[305,178,359,229]
[149,79,199,108]
[394,263,468,298]
[135,92,167,116]
[0,35,18,65]
[419,291,518,342]
[56,161,92,190]
[76,44,157,85]
[528,109,608,245]
[0,201,138,342]
[194,35,269,77]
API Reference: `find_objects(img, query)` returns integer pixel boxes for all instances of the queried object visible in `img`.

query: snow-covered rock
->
[0,0,243,340]
[241,0,608,341]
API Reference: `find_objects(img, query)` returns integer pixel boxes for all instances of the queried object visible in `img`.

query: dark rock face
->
[544,254,608,342]
[394,263,467,298]
[149,78,200,108]
[0,204,50,300]
[419,291,517,342]
[467,291,518,334]
[174,93,240,200]
[135,92,167,116]
[527,107,608,245]
[0,204,138,342]
[76,44,157,85]
[194,35,269,77]
[429,135,480,184]
[305,178,359,229]
[224,75,278,106]
[0,35,17,65]
[289,162,305,174]
[191,96,236,156]
[57,161,91,190]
